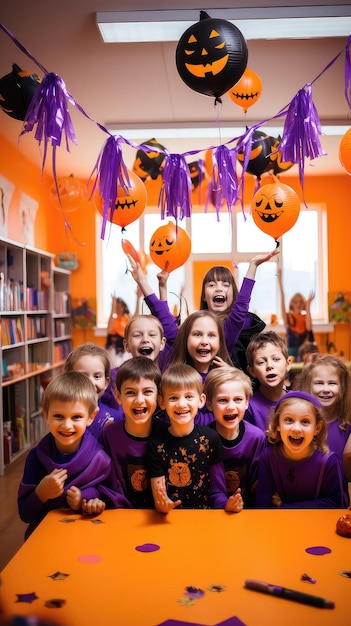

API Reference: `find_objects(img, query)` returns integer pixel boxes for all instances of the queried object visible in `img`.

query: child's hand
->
[66,485,83,511]
[225,488,243,513]
[272,492,282,508]
[82,498,106,516]
[306,290,315,306]
[127,255,143,284]
[251,248,280,267]
[157,264,169,289]
[152,477,181,513]
[210,356,232,370]
[35,467,68,503]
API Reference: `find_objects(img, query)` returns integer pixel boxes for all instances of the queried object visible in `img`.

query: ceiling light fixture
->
[96,7,351,43]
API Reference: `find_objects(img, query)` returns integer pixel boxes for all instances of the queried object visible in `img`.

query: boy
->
[204,367,266,507]
[245,331,290,433]
[18,372,128,539]
[148,364,243,513]
[100,356,164,508]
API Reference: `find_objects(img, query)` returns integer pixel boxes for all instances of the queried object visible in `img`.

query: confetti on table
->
[59,518,77,524]
[177,597,196,606]
[16,592,39,603]
[156,617,247,625]
[45,598,66,608]
[305,545,332,556]
[339,570,351,578]
[90,518,104,524]
[78,554,103,563]
[135,543,160,552]
[185,586,205,599]
[208,584,226,592]
[49,571,69,581]
[301,573,317,584]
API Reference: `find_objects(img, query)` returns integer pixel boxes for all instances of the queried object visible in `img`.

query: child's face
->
[277,399,321,461]
[290,294,305,313]
[71,355,108,399]
[309,364,341,413]
[203,278,234,314]
[124,318,166,361]
[159,385,205,428]
[207,380,249,436]
[116,377,158,427]
[187,316,220,373]
[46,400,95,454]
[248,343,289,390]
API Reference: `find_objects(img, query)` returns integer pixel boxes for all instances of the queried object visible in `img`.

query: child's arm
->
[277,265,288,327]
[35,467,68,503]
[304,290,315,332]
[157,264,169,301]
[150,476,182,513]
[66,485,83,511]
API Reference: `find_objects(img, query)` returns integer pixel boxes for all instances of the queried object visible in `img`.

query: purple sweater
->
[18,431,129,538]
[256,445,346,509]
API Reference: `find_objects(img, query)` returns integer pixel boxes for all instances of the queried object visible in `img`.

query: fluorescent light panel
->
[96,8,351,43]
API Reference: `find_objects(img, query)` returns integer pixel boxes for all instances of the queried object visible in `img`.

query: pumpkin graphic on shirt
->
[168,462,192,487]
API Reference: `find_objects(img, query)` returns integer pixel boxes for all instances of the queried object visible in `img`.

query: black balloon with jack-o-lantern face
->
[176,11,248,100]
[0,63,41,121]
[132,138,167,181]
[237,129,273,179]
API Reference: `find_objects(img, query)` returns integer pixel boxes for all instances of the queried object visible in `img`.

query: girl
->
[65,343,124,439]
[278,266,315,361]
[256,390,346,509]
[105,296,132,368]
[297,354,351,499]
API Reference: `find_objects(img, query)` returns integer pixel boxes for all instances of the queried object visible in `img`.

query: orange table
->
[0,508,350,626]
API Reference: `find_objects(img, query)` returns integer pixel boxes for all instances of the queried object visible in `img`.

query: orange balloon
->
[50,174,86,212]
[96,169,147,228]
[251,179,300,241]
[339,128,351,175]
[149,221,191,272]
[122,238,140,262]
[228,67,262,114]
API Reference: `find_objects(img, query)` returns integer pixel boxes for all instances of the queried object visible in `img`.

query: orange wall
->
[2,132,351,353]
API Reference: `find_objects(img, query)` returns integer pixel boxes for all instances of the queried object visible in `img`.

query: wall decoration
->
[329,292,351,323]
[57,253,79,270]
[175,10,248,101]
[50,174,87,212]
[19,192,38,246]
[0,175,15,238]
[71,297,96,329]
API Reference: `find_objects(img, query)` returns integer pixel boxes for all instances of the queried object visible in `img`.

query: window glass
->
[191,212,232,253]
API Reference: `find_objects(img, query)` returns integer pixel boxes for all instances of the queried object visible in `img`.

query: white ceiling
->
[1,1,351,181]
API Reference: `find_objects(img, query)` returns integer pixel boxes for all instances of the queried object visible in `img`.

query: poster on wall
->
[72,298,96,329]
[0,175,15,238]
[19,192,39,246]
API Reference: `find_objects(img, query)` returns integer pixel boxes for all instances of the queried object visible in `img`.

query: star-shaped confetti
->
[59,517,77,524]
[48,571,69,581]
[90,518,104,524]
[208,584,226,592]
[45,598,66,608]
[339,570,351,578]
[177,596,196,606]
[16,592,38,603]
[185,586,205,599]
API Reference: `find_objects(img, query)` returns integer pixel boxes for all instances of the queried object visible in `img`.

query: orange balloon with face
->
[228,67,262,114]
[96,169,147,228]
[251,179,300,241]
[149,221,191,272]
[339,128,351,175]
[50,174,87,212]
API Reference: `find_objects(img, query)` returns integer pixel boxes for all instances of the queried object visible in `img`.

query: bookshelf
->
[0,237,72,474]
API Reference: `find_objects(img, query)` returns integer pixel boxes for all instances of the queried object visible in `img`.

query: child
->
[256,390,346,508]
[278,266,315,361]
[18,372,128,539]
[128,250,279,373]
[65,342,124,438]
[199,250,279,370]
[123,314,171,368]
[148,364,243,513]
[245,331,291,433]
[100,356,164,508]
[297,354,351,501]
[105,295,132,368]
[204,367,266,507]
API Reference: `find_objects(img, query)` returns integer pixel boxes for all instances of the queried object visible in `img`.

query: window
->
[96,204,327,327]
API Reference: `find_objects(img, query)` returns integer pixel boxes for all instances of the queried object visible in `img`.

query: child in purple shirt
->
[204,366,266,507]
[256,390,346,509]
[18,372,128,538]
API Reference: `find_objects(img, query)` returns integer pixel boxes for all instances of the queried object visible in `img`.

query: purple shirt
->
[257,445,346,509]
[18,431,129,538]
[245,389,278,433]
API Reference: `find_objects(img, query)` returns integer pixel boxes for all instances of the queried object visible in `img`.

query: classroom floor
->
[0,452,28,571]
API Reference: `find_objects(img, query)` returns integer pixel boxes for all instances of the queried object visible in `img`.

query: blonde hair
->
[204,366,253,405]
[267,395,328,454]
[65,342,111,379]
[160,364,203,396]
[124,314,164,342]
[42,371,98,416]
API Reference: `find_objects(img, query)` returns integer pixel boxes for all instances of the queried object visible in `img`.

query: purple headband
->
[276,390,322,409]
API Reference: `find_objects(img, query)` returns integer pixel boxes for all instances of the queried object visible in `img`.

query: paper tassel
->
[279,84,326,198]
[159,153,192,222]
[211,144,239,216]
[89,135,130,240]
[21,72,77,173]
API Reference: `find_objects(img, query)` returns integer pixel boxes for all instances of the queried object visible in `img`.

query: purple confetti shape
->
[16,592,39,603]
[135,543,160,553]
[305,545,332,556]
[185,585,205,599]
